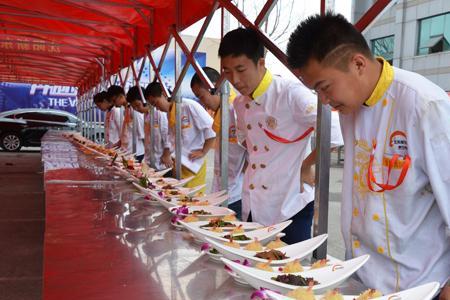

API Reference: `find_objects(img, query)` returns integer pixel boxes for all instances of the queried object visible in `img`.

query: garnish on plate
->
[223,234,251,241]
[271,274,319,286]
[255,249,288,260]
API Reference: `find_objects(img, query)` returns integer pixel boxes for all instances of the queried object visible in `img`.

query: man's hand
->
[300,165,315,192]
[440,284,450,300]
[189,149,204,161]
[161,153,173,168]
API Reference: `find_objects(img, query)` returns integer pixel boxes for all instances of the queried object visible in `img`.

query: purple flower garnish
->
[200,243,210,252]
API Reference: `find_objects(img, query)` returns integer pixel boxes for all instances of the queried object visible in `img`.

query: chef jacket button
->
[264,145,269,152]
[377,246,384,254]
[262,185,268,190]
[245,103,250,109]
[247,124,252,130]
[249,184,255,190]
[260,164,266,168]
[372,214,380,221]
[251,164,256,169]
[253,145,258,152]
[353,240,360,249]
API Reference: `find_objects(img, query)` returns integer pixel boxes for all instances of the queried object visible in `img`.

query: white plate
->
[171,205,236,220]
[205,234,328,265]
[205,250,223,262]
[150,176,194,188]
[176,194,229,207]
[221,254,369,294]
[181,220,292,245]
[264,281,440,300]
[197,190,227,201]
[186,220,263,231]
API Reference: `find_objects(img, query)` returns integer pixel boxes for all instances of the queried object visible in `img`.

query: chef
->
[190,66,246,219]
[144,81,216,193]
[219,27,343,244]
[287,12,450,298]
[126,86,172,171]
[107,85,145,162]
[93,91,121,148]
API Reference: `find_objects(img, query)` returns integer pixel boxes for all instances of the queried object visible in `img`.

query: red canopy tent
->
[0,0,215,93]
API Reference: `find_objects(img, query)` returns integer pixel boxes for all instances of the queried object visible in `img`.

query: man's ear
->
[350,54,367,75]
[257,57,265,69]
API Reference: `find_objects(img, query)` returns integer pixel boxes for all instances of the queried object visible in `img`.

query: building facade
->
[354,0,450,92]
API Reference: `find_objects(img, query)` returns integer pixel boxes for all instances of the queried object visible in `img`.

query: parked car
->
[0,108,80,151]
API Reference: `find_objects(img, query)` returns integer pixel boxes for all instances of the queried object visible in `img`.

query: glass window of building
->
[418,12,450,55]
[371,35,394,65]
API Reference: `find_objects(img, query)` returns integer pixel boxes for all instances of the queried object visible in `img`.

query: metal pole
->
[174,35,182,179]
[312,0,330,261]
[219,81,230,202]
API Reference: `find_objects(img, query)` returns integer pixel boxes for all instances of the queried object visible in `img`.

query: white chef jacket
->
[120,106,144,156]
[340,58,450,294]
[144,109,171,170]
[134,109,145,157]
[212,96,246,205]
[234,70,343,225]
[104,106,121,146]
[168,98,216,173]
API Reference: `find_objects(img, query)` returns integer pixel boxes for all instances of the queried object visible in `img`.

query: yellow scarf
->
[364,57,394,106]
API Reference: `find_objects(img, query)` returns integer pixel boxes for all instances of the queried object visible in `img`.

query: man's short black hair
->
[287,12,373,69]
[126,86,145,103]
[218,27,265,64]
[144,81,164,98]
[93,91,108,104]
[106,85,125,100]
[190,66,220,88]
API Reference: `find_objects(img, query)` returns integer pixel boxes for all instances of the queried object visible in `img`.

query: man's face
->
[112,94,126,107]
[221,54,265,97]
[191,83,218,110]
[130,100,146,113]
[146,95,166,111]
[95,101,111,112]
[296,57,367,115]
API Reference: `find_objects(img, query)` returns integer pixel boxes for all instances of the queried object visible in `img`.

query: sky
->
[181,0,353,79]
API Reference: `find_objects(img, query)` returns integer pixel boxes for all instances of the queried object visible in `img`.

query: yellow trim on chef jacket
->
[212,88,236,134]
[251,69,273,101]
[364,57,394,107]
[168,102,176,129]
[181,160,207,194]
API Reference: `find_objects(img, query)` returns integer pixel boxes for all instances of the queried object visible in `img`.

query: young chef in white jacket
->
[126,86,172,171]
[144,81,216,193]
[190,67,246,219]
[219,28,343,244]
[107,85,145,162]
[93,91,121,148]
[287,12,450,299]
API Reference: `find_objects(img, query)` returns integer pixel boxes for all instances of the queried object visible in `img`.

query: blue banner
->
[0,82,78,114]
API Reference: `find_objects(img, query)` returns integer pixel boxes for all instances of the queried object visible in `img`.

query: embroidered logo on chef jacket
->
[181,114,191,129]
[265,116,277,130]
[229,125,238,144]
[382,131,409,169]
[153,117,160,128]
[389,130,408,155]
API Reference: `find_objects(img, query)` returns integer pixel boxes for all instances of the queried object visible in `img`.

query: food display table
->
[41,131,364,300]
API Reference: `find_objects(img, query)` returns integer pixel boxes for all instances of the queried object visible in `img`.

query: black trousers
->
[247,201,314,245]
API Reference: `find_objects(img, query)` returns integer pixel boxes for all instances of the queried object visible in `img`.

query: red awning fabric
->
[0,0,215,92]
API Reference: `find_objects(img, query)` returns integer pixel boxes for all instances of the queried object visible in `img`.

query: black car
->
[0,109,80,151]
